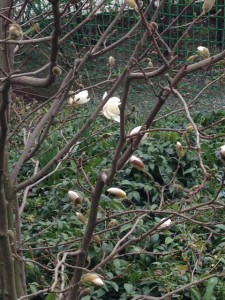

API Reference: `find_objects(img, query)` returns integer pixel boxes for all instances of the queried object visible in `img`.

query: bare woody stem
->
[66,172,106,300]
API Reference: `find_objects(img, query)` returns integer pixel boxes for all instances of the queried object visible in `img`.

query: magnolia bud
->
[187,55,198,63]
[197,46,210,59]
[107,219,118,229]
[92,234,101,244]
[186,123,194,132]
[220,145,225,164]
[129,155,145,170]
[128,126,148,143]
[68,190,80,201]
[52,66,62,76]
[124,0,138,12]
[101,133,112,139]
[165,73,171,81]
[107,187,127,199]
[81,273,104,286]
[147,58,154,68]
[9,23,23,40]
[202,0,215,14]
[76,212,86,224]
[150,22,158,31]
[68,191,81,208]
[108,56,116,67]
[176,142,184,159]
[158,218,172,229]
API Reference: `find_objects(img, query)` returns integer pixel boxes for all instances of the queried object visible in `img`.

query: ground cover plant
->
[1,1,225,299]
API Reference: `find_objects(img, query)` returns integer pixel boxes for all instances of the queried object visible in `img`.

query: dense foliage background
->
[14,104,225,299]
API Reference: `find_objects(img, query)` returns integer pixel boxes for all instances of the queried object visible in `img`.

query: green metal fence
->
[15,1,225,114]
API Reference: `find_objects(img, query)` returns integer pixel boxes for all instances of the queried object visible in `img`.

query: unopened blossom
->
[108,56,116,67]
[128,126,148,142]
[197,46,210,59]
[9,23,23,40]
[220,145,225,164]
[129,155,145,170]
[148,58,154,68]
[92,234,101,244]
[186,123,194,132]
[68,190,79,201]
[76,212,86,224]
[176,142,184,159]
[81,273,104,286]
[52,66,62,76]
[92,277,104,286]
[68,190,81,208]
[202,0,215,14]
[107,187,126,199]
[102,92,121,122]
[107,219,118,228]
[68,90,90,106]
[158,218,172,229]
[124,0,139,13]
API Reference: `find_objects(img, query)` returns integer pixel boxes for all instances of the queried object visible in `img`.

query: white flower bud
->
[176,142,184,159]
[81,273,104,286]
[102,92,121,122]
[197,46,210,59]
[92,234,101,244]
[124,0,138,12]
[76,212,86,224]
[129,155,145,170]
[68,190,79,201]
[107,187,127,199]
[220,145,225,164]
[202,0,215,14]
[108,56,116,67]
[52,66,62,76]
[68,190,81,208]
[128,126,148,142]
[9,23,23,40]
[68,90,90,106]
[107,219,118,228]
[158,218,172,229]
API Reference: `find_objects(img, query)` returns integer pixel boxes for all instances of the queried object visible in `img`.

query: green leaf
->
[124,283,134,294]
[190,287,202,300]
[175,264,188,275]
[215,224,225,231]
[183,167,196,175]
[46,294,56,300]
[113,259,121,269]
[121,180,132,185]
[165,237,173,244]
[120,223,132,233]
[130,191,140,201]
[81,296,91,300]
[109,281,119,292]
[150,234,159,243]
[203,277,219,300]
[108,201,124,211]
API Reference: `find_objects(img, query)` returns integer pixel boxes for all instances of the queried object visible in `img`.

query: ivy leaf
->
[46,294,56,300]
[190,287,201,300]
[175,264,188,275]
[203,277,219,300]
[124,283,134,294]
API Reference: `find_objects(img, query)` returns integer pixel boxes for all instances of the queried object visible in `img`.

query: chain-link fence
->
[15,1,225,113]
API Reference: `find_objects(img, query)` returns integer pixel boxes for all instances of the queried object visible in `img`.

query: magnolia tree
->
[1,0,225,299]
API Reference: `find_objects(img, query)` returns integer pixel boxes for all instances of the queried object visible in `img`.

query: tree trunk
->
[0,1,24,299]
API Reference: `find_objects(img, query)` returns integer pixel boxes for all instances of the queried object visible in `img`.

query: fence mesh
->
[15,0,225,115]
